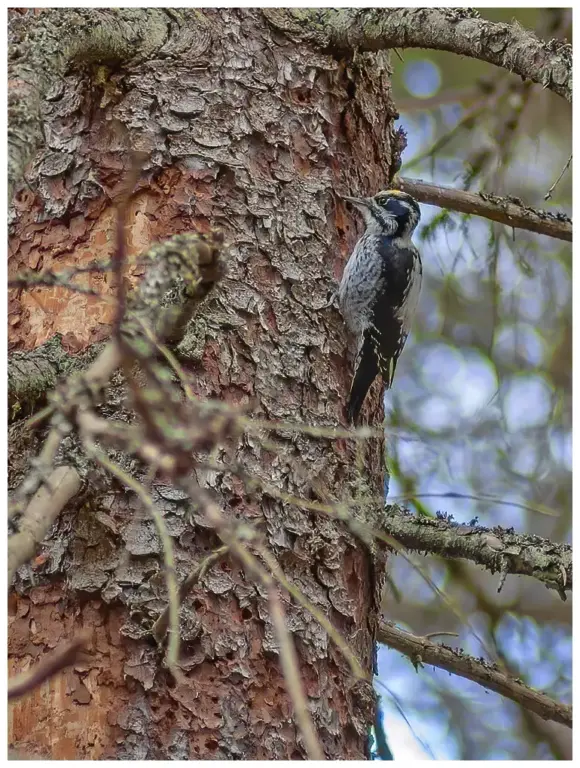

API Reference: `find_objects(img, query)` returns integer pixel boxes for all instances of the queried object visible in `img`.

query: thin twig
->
[152,546,229,642]
[8,274,104,296]
[257,544,366,680]
[178,477,324,758]
[401,94,504,172]
[24,404,55,429]
[136,329,384,443]
[388,489,560,517]
[9,633,89,700]
[544,154,572,200]
[424,631,459,640]
[81,441,181,674]
[268,586,325,760]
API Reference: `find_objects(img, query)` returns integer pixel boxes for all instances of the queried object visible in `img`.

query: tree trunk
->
[9,8,403,759]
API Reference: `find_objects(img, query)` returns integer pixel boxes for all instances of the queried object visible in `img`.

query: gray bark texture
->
[8,8,402,759]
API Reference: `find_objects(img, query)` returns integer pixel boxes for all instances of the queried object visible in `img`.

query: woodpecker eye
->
[376,195,390,207]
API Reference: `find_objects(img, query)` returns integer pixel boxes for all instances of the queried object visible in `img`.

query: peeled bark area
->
[9,8,401,759]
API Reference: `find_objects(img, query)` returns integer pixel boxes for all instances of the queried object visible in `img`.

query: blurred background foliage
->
[375,8,572,760]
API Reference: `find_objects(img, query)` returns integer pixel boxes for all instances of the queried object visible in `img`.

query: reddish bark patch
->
[9,592,129,760]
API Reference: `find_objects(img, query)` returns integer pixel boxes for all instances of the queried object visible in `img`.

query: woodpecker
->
[338,189,422,424]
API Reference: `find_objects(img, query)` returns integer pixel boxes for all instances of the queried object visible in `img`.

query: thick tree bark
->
[8,8,402,759]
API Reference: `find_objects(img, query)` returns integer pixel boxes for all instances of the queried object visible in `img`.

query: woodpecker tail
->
[346,328,402,424]
[346,336,379,424]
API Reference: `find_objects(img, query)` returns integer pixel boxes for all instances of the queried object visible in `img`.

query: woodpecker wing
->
[372,240,422,386]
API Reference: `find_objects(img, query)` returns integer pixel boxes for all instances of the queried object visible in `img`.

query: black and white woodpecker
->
[338,189,422,424]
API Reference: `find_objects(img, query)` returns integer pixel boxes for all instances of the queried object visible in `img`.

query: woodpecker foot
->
[321,289,339,311]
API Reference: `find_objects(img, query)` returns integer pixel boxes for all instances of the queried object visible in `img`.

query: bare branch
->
[8,466,82,584]
[176,476,325,759]
[382,505,571,599]
[257,544,367,681]
[400,79,511,172]
[81,444,181,673]
[397,177,572,242]
[378,621,572,728]
[264,8,572,102]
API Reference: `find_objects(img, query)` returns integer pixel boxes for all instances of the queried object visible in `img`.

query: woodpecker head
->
[343,189,421,238]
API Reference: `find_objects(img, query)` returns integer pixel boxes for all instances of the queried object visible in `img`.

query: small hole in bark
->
[293,87,310,103]
[193,598,204,610]
[241,607,253,620]
[206,738,219,751]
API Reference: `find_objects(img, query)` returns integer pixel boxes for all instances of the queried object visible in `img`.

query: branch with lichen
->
[382,505,571,600]
[8,335,68,423]
[378,620,572,727]
[264,8,572,102]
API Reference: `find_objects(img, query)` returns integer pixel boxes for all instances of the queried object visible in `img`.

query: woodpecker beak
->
[342,195,372,211]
